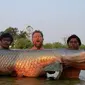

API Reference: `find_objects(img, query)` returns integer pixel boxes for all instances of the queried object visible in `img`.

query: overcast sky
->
[0,0,85,44]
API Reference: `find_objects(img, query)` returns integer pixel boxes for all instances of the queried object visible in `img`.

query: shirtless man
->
[31,30,44,50]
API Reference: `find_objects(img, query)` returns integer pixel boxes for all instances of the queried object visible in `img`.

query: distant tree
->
[52,42,64,48]
[63,37,67,45]
[44,43,53,49]
[14,38,32,49]
[4,27,32,48]
[80,44,85,49]
[4,27,18,37]
[25,25,33,40]
[17,31,26,39]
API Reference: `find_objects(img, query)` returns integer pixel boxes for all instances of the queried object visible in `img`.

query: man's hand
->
[61,52,85,65]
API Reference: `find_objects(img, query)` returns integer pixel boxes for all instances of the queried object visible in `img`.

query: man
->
[31,30,44,50]
[0,32,13,49]
[67,34,81,50]
[61,34,85,79]
[31,30,62,79]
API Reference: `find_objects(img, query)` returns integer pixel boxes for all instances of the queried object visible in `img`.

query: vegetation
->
[0,27,85,49]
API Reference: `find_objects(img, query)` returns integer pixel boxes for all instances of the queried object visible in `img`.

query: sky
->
[0,0,85,44]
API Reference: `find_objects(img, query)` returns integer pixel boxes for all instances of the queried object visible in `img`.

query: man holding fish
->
[61,34,85,79]
[0,31,85,79]
[31,31,85,79]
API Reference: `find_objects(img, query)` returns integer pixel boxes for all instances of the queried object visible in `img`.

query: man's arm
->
[61,52,85,69]
[62,52,85,63]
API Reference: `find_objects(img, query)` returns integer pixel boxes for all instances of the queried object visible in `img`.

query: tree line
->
[0,27,85,49]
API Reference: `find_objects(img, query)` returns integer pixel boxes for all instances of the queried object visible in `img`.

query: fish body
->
[0,49,84,78]
[0,49,60,77]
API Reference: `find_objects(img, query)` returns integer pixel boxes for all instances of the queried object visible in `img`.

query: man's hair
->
[67,34,81,46]
[32,30,43,38]
[0,32,13,42]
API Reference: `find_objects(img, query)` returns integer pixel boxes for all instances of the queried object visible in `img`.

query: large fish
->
[0,49,61,77]
[0,49,85,78]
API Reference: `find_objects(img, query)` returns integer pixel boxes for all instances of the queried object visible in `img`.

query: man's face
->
[0,37,12,49]
[68,38,80,50]
[32,33,43,48]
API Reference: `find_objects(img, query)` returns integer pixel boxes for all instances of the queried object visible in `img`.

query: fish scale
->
[14,51,57,77]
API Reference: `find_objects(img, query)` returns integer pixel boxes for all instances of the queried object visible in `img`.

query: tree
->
[52,42,64,48]
[44,43,53,49]
[14,38,32,49]
[25,25,33,40]
[63,36,68,45]
[17,31,26,39]
[80,44,85,49]
[4,27,18,37]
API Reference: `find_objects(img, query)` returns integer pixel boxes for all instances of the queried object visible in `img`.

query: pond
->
[0,77,85,85]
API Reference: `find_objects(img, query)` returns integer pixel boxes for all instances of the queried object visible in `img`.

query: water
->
[0,70,84,85]
[0,77,85,85]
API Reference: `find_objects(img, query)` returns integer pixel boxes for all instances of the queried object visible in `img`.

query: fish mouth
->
[46,71,60,80]
[45,71,55,74]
